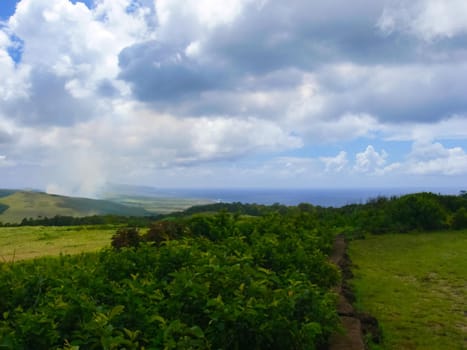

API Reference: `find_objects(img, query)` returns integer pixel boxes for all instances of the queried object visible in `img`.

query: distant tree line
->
[2,191,467,234]
[335,191,467,235]
[0,214,161,228]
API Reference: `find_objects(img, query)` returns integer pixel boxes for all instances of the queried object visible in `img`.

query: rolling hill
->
[0,190,152,224]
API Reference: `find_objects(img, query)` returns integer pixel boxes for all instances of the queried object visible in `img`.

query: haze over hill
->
[0,190,151,224]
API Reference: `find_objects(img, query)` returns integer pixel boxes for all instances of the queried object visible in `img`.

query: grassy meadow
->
[107,195,214,214]
[349,231,467,350]
[0,226,116,262]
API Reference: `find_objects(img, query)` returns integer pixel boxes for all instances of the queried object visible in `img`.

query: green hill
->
[0,191,151,224]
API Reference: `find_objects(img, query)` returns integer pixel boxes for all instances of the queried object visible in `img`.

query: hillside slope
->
[0,191,151,224]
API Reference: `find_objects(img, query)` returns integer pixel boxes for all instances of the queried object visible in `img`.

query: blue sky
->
[1,0,467,196]
[0,1,17,20]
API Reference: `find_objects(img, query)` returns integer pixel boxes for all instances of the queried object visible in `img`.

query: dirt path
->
[329,235,365,350]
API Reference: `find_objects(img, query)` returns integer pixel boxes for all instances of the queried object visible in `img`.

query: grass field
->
[0,190,213,224]
[107,195,214,214]
[349,231,467,350]
[0,191,151,224]
[0,226,117,262]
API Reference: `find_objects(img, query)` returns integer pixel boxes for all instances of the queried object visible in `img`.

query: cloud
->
[354,145,388,174]
[0,29,29,101]
[317,62,467,124]
[0,155,15,167]
[118,41,227,103]
[378,0,467,41]
[0,155,6,167]
[114,0,467,128]
[187,117,303,163]
[156,0,254,36]
[1,0,467,192]
[3,69,99,126]
[406,142,467,175]
[10,103,302,195]
[383,115,467,142]
[1,0,154,126]
[321,151,348,173]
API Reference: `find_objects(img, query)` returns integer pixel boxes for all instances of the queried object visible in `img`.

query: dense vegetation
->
[0,208,339,349]
[333,191,467,235]
[15,215,161,227]
[3,191,467,233]
[1,191,466,349]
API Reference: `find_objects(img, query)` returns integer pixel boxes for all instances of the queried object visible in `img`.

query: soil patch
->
[328,234,382,349]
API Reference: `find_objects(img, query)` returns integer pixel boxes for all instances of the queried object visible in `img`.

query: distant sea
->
[142,187,465,208]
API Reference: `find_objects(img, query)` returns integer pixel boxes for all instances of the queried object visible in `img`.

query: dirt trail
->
[328,235,381,350]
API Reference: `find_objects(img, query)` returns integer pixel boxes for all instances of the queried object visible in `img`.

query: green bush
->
[451,207,467,230]
[0,210,339,349]
[111,227,141,249]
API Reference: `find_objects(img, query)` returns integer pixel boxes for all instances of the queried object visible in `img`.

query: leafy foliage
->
[451,207,467,229]
[111,227,141,249]
[2,190,467,348]
[336,192,467,234]
[0,207,339,349]
[16,215,161,227]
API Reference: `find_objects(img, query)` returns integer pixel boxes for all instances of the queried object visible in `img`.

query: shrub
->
[111,227,141,249]
[451,207,467,230]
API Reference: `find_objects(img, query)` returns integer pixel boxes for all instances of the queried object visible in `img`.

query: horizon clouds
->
[1,0,467,196]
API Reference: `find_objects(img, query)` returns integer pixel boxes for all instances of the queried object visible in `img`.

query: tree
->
[111,227,141,249]
[451,207,467,230]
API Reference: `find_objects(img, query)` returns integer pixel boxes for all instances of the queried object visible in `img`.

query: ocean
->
[144,187,465,208]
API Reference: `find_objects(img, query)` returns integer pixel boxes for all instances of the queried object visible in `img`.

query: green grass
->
[105,195,214,214]
[0,226,116,261]
[349,231,467,350]
[0,191,150,223]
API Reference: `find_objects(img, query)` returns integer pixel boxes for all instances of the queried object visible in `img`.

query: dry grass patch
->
[0,226,115,261]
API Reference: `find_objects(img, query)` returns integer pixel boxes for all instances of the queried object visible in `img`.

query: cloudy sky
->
[1,0,467,196]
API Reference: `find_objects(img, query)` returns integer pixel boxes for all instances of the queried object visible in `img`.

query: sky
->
[1,0,467,197]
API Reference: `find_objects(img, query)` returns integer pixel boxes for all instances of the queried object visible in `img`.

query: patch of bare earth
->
[328,234,382,350]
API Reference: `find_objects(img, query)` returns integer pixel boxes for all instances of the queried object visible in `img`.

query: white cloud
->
[189,116,303,162]
[2,0,467,191]
[301,113,379,143]
[406,142,467,175]
[378,0,467,41]
[0,155,15,167]
[7,0,153,102]
[354,145,388,174]
[156,0,255,39]
[383,115,467,142]
[9,102,303,195]
[320,151,348,173]
[0,30,30,101]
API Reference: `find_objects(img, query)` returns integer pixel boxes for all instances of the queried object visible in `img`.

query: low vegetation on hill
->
[0,207,339,349]
[0,191,151,224]
[0,191,466,349]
